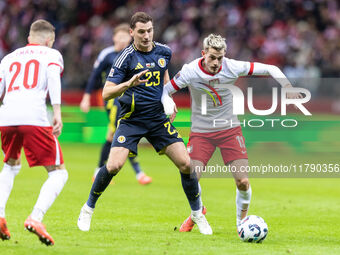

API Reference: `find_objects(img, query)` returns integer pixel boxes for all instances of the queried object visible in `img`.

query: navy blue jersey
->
[106,42,171,120]
[85,46,120,93]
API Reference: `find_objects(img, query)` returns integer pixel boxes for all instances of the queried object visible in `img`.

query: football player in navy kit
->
[78,12,212,235]
[80,23,152,185]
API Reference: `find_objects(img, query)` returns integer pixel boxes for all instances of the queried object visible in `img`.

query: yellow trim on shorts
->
[117,93,135,128]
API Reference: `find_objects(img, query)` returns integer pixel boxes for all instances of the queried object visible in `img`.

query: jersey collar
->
[198,58,222,76]
[132,42,155,54]
[26,43,41,46]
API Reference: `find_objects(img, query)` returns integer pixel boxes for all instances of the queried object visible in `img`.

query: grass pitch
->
[1,143,340,255]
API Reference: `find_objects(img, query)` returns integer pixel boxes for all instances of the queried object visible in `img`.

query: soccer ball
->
[238,215,268,243]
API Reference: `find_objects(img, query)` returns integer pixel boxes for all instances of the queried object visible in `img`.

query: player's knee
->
[178,159,191,174]
[236,178,249,191]
[106,161,123,174]
[56,169,68,184]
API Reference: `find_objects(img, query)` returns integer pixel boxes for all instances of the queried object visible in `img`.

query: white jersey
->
[0,44,63,126]
[170,57,253,133]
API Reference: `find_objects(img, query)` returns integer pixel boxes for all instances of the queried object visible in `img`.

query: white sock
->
[191,209,202,218]
[0,164,21,217]
[236,186,252,225]
[31,169,68,222]
[198,183,203,208]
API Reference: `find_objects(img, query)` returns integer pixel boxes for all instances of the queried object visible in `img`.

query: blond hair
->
[29,19,55,36]
[113,23,130,35]
[203,34,227,52]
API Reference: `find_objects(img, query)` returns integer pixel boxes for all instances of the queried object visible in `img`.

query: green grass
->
[1,143,340,254]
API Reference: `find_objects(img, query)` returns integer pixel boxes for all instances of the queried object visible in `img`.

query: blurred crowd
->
[0,0,339,96]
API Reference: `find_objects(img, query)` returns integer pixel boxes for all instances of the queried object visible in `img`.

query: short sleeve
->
[106,52,128,85]
[227,59,253,77]
[48,50,64,76]
[170,64,193,91]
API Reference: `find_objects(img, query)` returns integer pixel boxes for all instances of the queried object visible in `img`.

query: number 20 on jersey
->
[8,60,40,92]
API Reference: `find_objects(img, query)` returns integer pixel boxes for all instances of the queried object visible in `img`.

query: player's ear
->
[201,50,206,58]
[27,36,31,44]
[129,28,134,37]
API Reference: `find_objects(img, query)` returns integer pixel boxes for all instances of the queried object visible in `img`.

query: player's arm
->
[102,69,148,101]
[47,64,63,137]
[246,62,302,99]
[80,57,107,112]
[161,64,190,116]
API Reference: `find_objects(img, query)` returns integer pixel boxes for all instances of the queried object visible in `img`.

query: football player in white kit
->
[0,20,68,245]
[162,34,301,233]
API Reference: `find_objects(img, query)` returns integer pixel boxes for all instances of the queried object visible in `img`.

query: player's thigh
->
[219,127,248,165]
[21,126,64,168]
[188,133,216,167]
[228,159,249,190]
[111,120,145,157]
[164,141,190,174]
[0,126,24,164]
[146,119,183,155]
[106,146,130,174]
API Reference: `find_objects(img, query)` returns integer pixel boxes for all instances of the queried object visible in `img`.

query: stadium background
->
[1,0,339,148]
[0,1,340,254]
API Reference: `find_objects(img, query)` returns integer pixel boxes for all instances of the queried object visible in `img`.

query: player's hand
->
[80,93,91,113]
[128,69,149,88]
[284,84,303,109]
[52,115,63,137]
[170,105,178,123]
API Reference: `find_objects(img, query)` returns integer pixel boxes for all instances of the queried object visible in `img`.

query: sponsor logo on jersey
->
[146,62,155,68]
[117,135,126,143]
[158,58,166,68]
[108,68,115,77]
[135,63,144,70]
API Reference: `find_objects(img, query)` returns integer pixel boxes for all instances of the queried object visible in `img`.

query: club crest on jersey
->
[158,58,166,68]
[146,62,155,68]
[108,68,115,77]
[209,78,220,86]
[117,135,126,143]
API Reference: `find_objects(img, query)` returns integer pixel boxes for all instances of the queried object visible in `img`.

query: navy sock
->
[98,140,111,168]
[180,172,200,211]
[128,156,142,174]
[87,165,115,208]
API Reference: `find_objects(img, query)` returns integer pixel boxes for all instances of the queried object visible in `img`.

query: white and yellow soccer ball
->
[238,215,268,243]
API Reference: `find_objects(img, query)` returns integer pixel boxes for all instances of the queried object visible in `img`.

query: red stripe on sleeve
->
[48,63,64,77]
[170,79,180,91]
[248,62,254,75]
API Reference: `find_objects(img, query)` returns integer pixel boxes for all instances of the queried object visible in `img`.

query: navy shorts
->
[111,117,183,156]
[104,99,121,133]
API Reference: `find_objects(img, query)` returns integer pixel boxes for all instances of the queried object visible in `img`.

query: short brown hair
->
[130,12,153,29]
[113,23,130,36]
[30,19,55,34]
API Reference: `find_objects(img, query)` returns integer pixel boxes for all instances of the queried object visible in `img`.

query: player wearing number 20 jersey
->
[0,19,68,246]
[0,44,63,127]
